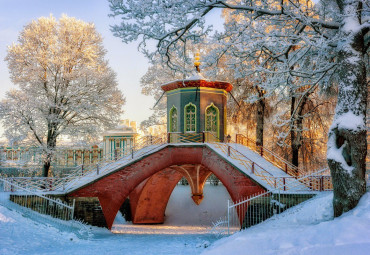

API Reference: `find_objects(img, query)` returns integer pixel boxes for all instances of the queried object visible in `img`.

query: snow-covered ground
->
[112,184,231,234]
[1,183,370,255]
[204,192,370,255]
[0,184,230,254]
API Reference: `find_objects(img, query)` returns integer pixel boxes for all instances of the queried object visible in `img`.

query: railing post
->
[285,164,288,173]
[260,147,263,157]
[71,199,76,220]
[283,178,286,191]
[96,164,99,175]
[251,162,255,174]
[167,133,170,143]
[320,176,323,191]
[202,132,205,143]
[48,178,52,191]
[227,145,231,157]
[81,164,84,176]
[131,148,134,159]
[150,135,153,145]
[227,199,230,235]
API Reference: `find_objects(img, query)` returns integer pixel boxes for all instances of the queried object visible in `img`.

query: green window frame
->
[169,106,178,132]
[184,103,196,132]
[205,103,219,138]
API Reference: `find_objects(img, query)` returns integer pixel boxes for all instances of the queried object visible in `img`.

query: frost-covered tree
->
[1,15,125,177]
[109,0,369,216]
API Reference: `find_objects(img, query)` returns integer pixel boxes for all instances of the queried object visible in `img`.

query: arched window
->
[169,106,178,132]
[205,103,219,137]
[184,103,196,132]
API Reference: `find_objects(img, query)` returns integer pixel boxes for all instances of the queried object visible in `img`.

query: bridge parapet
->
[167,131,222,143]
[2,140,332,194]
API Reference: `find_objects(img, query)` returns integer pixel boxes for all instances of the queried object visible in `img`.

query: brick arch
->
[129,168,183,224]
[129,164,212,224]
[68,145,265,229]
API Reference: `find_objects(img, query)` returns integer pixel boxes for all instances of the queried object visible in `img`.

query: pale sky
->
[0,0,223,139]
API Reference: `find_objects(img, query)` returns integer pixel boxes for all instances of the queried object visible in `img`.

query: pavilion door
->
[205,104,219,142]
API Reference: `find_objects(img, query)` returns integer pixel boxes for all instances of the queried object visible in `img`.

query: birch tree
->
[109,0,369,216]
[1,15,125,177]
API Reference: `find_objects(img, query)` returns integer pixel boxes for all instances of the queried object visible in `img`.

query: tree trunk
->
[290,95,299,167]
[327,0,367,217]
[42,128,58,177]
[291,95,308,169]
[42,159,51,177]
[256,97,265,146]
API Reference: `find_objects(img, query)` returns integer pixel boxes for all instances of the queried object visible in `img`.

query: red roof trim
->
[161,79,233,92]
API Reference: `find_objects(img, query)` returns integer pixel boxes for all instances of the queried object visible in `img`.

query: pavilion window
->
[169,106,178,132]
[185,103,196,132]
[205,103,219,137]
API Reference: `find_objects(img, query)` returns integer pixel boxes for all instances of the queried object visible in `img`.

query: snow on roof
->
[103,124,137,137]
[186,73,206,81]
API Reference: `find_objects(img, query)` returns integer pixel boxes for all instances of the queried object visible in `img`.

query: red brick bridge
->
[66,144,267,229]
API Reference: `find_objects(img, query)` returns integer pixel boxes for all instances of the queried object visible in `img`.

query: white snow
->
[62,142,310,195]
[327,133,354,173]
[112,184,231,234]
[203,192,370,255]
[207,143,310,192]
[186,73,207,81]
[332,111,365,132]
[63,144,168,193]
[2,188,370,254]
[0,184,230,254]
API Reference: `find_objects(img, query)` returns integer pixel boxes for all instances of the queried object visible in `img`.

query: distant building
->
[0,120,138,170]
[102,120,138,159]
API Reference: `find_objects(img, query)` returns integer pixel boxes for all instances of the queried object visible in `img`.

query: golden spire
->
[194,51,201,73]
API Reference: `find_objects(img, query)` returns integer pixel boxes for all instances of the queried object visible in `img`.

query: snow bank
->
[203,192,370,255]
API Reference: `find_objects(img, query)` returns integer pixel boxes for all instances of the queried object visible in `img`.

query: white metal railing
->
[3,135,333,196]
[235,134,330,177]
[0,177,75,222]
[219,168,330,235]
[2,136,165,192]
[2,176,73,192]
[64,136,165,185]
[209,142,332,192]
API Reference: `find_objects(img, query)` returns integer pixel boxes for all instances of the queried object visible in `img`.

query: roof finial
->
[194,51,201,73]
